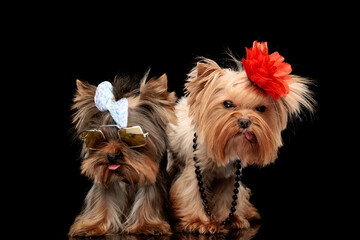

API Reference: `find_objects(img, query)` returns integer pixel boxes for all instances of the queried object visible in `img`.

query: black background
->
[10,5,352,240]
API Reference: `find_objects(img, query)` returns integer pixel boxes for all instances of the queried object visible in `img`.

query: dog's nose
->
[239,118,251,129]
[107,153,120,164]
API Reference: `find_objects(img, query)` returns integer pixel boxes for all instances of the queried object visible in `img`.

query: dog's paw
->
[125,221,172,235]
[68,221,108,237]
[176,219,228,234]
[227,215,251,230]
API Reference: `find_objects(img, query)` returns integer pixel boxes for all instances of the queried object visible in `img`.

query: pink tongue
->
[108,164,121,170]
[244,132,254,140]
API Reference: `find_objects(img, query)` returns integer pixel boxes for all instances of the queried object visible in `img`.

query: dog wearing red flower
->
[167,41,316,233]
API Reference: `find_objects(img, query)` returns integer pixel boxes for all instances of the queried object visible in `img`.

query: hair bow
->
[94,81,128,128]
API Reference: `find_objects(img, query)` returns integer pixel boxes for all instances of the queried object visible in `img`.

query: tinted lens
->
[119,126,146,147]
[82,131,106,150]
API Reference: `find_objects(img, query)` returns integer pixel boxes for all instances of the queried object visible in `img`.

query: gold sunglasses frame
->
[81,125,149,150]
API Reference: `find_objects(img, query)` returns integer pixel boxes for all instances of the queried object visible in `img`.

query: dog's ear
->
[141,73,168,96]
[186,59,223,95]
[280,75,316,121]
[196,62,219,79]
[185,58,223,106]
[140,73,177,103]
[74,79,97,101]
[71,79,98,132]
[138,73,177,127]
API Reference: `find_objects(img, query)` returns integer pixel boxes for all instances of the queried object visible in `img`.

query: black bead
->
[204,205,209,210]
[193,143,197,149]
[194,132,197,137]
[232,195,238,200]
[235,176,241,182]
[196,174,202,180]
[236,159,241,163]
[198,180,203,186]
[234,182,240,188]
[233,189,239,194]
[193,137,197,143]
[193,156,198,161]
[199,187,205,192]
[195,169,201,175]
[236,163,241,169]
[203,199,208,204]
[231,207,236,212]
[201,193,206,199]
[225,218,231,224]
[206,211,211,216]
[221,221,226,226]
[235,170,241,175]
[232,201,237,206]
[229,213,234,218]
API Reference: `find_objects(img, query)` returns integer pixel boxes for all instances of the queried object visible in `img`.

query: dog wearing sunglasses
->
[167,41,315,233]
[69,72,176,236]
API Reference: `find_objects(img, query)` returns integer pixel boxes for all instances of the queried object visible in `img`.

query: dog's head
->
[72,73,176,187]
[186,55,315,167]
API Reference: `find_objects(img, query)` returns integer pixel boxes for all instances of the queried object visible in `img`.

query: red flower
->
[241,41,293,100]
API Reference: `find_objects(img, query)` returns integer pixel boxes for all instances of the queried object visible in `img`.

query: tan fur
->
[69,73,176,237]
[167,57,315,233]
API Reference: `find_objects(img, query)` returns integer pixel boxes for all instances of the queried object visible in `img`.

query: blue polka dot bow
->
[94,81,128,128]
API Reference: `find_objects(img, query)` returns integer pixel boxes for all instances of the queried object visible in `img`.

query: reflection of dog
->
[79,225,260,240]
[167,41,315,233]
[69,73,176,236]
[172,225,260,240]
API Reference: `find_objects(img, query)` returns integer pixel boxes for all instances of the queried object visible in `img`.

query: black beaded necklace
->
[193,132,242,226]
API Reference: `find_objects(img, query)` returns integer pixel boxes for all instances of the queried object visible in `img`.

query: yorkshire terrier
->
[167,41,316,234]
[68,72,176,236]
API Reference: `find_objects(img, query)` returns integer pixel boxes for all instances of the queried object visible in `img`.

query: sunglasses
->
[82,125,149,150]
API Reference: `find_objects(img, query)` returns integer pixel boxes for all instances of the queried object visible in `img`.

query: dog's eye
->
[256,106,266,112]
[223,100,234,108]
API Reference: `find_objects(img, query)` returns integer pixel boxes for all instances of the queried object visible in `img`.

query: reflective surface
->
[69,224,261,240]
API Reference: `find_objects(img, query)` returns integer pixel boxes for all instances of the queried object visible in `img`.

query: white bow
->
[94,81,128,128]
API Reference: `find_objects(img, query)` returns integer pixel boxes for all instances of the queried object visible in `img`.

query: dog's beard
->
[81,154,127,187]
[202,112,283,167]
[81,146,160,188]
[81,154,141,188]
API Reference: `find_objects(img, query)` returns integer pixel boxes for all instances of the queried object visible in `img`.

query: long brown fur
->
[69,73,177,237]
[167,57,315,234]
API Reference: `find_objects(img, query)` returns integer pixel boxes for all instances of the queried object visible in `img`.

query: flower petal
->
[242,41,293,100]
